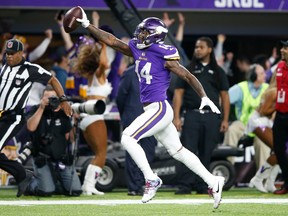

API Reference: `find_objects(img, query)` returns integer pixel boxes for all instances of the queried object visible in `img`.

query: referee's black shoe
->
[17,170,33,197]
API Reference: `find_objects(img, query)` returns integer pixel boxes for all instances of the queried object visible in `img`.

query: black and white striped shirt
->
[0,58,51,111]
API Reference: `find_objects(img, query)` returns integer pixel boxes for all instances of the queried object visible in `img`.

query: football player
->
[75,7,225,208]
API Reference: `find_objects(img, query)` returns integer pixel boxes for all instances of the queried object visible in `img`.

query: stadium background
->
[0,0,288,60]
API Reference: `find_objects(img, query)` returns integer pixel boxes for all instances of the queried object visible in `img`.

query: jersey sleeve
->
[26,62,52,85]
[161,45,180,61]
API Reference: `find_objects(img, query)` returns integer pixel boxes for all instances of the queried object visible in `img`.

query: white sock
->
[121,134,156,180]
[173,147,215,187]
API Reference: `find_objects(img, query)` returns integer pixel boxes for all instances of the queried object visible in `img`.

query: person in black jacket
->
[24,86,82,196]
[173,37,230,194]
[116,63,157,196]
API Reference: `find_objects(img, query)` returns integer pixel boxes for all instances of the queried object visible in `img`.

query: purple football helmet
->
[134,17,168,49]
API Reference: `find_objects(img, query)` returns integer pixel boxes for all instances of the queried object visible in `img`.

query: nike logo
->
[215,182,220,193]
[260,166,271,173]
[155,179,162,188]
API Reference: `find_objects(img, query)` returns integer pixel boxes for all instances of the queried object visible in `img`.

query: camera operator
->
[24,86,82,196]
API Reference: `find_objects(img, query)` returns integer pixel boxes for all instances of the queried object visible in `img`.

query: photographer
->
[24,86,82,196]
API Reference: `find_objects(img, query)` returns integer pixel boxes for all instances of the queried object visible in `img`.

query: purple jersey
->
[129,39,180,103]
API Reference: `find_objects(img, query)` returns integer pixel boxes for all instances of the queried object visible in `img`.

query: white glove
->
[199,97,221,114]
[76,6,90,28]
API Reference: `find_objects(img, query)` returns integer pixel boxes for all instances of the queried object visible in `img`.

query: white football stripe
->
[0,199,287,206]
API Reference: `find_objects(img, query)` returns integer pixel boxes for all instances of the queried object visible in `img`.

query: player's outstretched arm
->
[76,6,133,57]
[87,25,132,56]
[165,60,206,97]
[165,60,221,114]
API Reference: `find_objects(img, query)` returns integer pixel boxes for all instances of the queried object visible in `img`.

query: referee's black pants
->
[177,109,221,192]
[272,111,288,187]
[0,113,27,183]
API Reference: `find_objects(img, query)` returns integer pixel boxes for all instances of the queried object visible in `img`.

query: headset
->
[249,64,258,82]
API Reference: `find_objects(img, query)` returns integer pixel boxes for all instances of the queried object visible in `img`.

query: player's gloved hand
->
[76,6,90,28]
[199,96,221,114]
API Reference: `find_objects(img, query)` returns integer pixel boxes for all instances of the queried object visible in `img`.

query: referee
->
[0,39,72,197]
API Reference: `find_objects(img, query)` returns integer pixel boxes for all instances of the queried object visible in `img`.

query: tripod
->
[69,117,80,195]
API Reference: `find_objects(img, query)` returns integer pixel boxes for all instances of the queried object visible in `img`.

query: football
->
[63,6,82,33]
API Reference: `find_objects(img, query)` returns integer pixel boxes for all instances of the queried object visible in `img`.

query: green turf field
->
[0,187,288,216]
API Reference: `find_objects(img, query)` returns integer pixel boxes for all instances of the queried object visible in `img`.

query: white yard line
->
[0,199,288,206]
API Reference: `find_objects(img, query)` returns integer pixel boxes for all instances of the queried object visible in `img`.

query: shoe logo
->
[260,166,271,173]
[95,172,99,179]
[153,180,161,188]
[215,182,220,193]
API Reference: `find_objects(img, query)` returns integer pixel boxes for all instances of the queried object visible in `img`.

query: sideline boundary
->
[0,199,288,206]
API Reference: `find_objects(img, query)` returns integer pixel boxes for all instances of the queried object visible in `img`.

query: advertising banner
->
[1,0,287,12]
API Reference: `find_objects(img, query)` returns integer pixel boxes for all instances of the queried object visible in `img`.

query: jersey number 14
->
[135,60,152,84]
